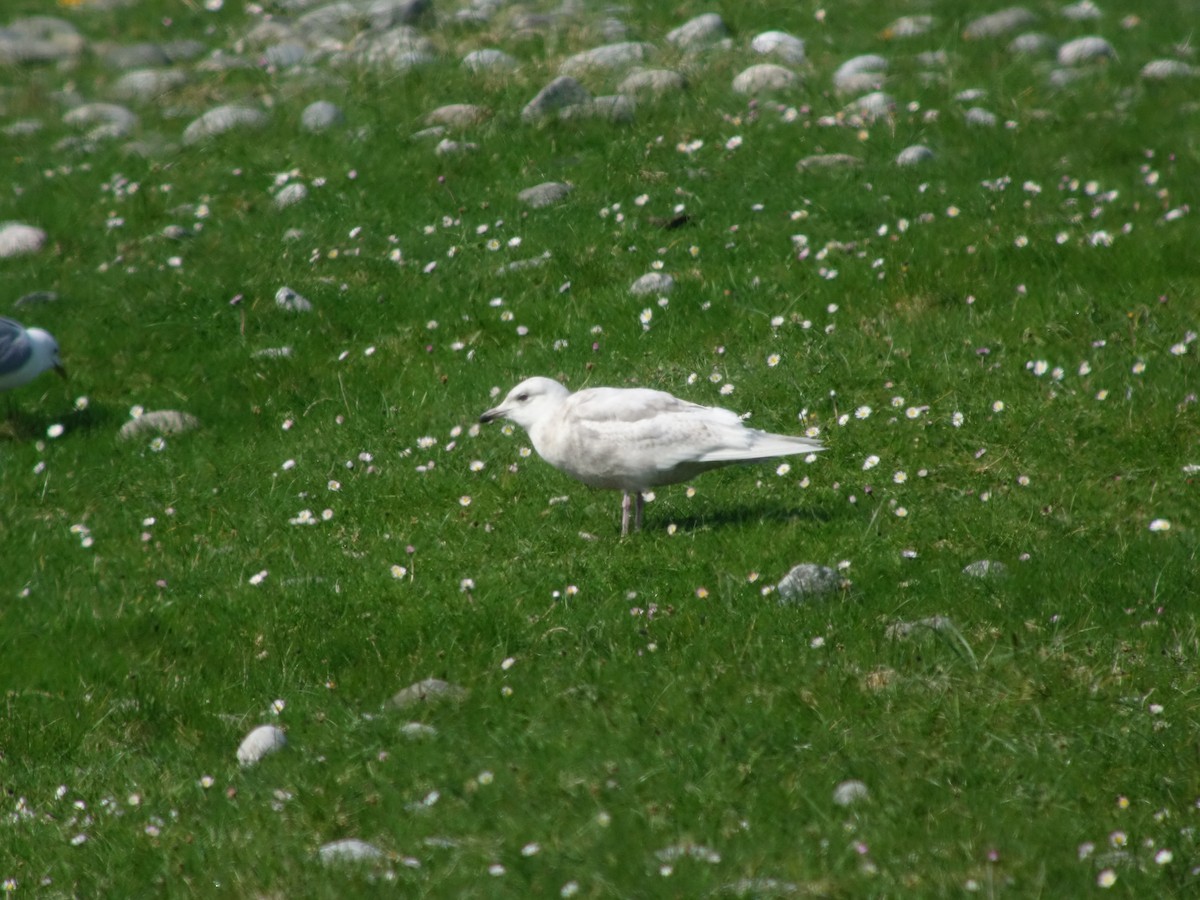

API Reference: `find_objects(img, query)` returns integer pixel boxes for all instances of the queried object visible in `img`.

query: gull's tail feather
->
[697,431,825,464]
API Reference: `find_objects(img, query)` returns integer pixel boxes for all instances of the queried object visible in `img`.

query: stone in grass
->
[731,64,797,95]
[629,272,674,296]
[252,346,294,359]
[348,27,436,70]
[496,252,552,275]
[0,15,86,65]
[387,678,468,710]
[518,182,572,209]
[963,559,1008,578]
[401,722,438,739]
[832,780,869,807]
[275,286,313,312]
[274,183,308,209]
[435,139,478,156]
[462,48,518,74]
[557,95,635,125]
[885,615,956,640]
[559,42,654,78]
[521,76,591,123]
[962,7,1037,40]
[617,68,687,97]
[716,878,801,896]
[236,724,287,766]
[883,15,935,38]
[319,838,384,864]
[1060,0,1102,21]
[63,103,138,142]
[112,69,189,103]
[182,105,267,145]
[0,222,47,258]
[833,54,887,93]
[666,13,727,50]
[1008,33,1056,55]
[426,104,491,128]
[118,410,201,441]
[1057,36,1115,66]
[797,153,862,171]
[301,100,345,132]
[1141,59,1198,80]
[775,563,841,603]
[896,144,934,166]
[750,31,805,65]
[964,107,998,127]
[849,91,894,121]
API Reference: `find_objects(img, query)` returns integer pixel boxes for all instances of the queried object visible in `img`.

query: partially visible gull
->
[480,376,825,535]
[0,316,65,392]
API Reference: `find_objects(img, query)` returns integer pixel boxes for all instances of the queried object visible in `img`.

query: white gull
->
[480,376,825,534]
[0,316,65,392]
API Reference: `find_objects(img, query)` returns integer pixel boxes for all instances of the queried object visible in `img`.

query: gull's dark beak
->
[54,362,67,380]
[479,407,500,424]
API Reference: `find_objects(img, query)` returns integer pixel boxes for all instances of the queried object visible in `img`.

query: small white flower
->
[893,471,907,484]
[46,423,64,438]
[854,405,871,419]
[776,463,791,476]
[863,455,880,471]
[249,570,268,586]
[1148,519,1171,532]
[391,565,408,579]
[991,401,1005,413]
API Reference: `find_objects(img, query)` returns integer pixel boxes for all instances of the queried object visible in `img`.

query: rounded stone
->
[0,223,47,258]
[117,410,200,441]
[617,68,687,96]
[462,48,518,73]
[237,724,287,766]
[666,13,727,49]
[182,105,268,144]
[301,101,345,132]
[776,563,841,602]
[111,68,189,103]
[896,144,934,166]
[832,780,870,807]
[518,182,573,209]
[629,272,674,296]
[732,63,796,95]
[1057,35,1114,66]
[963,7,1037,40]
[749,31,805,65]
[319,839,383,864]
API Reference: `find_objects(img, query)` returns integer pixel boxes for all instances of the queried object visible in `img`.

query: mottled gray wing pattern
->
[0,318,32,376]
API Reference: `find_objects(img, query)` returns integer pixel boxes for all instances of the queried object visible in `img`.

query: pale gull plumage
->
[0,316,65,392]
[480,376,825,534]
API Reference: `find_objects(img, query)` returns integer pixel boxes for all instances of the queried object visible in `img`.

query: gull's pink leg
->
[621,492,631,536]
[635,492,644,531]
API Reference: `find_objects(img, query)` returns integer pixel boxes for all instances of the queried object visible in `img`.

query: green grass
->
[2,0,1199,896]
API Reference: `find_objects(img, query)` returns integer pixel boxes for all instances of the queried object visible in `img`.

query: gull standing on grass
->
[480,376,825,535]
[0,317,65,392]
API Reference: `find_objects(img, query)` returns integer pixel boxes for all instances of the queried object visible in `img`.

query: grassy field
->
[2,0,1198,895]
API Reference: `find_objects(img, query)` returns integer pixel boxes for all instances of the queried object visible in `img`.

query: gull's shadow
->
[1,400,120,442]
[652,500,836,534]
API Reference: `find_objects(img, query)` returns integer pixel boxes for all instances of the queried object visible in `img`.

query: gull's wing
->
[0,318,32,377]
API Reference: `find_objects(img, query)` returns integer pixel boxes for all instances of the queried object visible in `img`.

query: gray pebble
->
[749,31,805,65]
[559,41,653,77]
[850,90,894,121]
[521,76,590,123]
[462,48,518,73]
[295,2,367,42]
[896,144,934,166]
[301,100,345,132]
[732,64,797,95]
[400,721,437,739]
[833,54,887,93]
[1057,35,1115,66]
[274,183,309,208]
[63,103,138,140]
[629,272,674,296]
[496,252,551,275]
[0,15,85,65]
[1060,0,1102,21]
[366,0,432,30]
[518,182,572,208]
[558,95,635,125]
[182,105,268,144]
[1008,32,1056,55]
[387,678,468,710]
[775,563,842,603]
[962,559,1008,578]
[425,103,490,128]
[3,120,43,138]
[964,106,998,127]
[261,41,308,69]
[236,724,287,766]
[832,780,869,807]
[962,7,1037,40]
[666,13,727,49]
[1047,68,1086,88]
[275,286,313,311]
[797,153,862,171]
[111,68,189,103]
[118,410,201,441]
[885,15,935,38]
[1141,59,1198,80]
[0,222,47,258]
[319,838,383,863]
[97,41,172,70]
[886,616,957,639]
[434,138,478,156]
[617,68,687,96]
[348,25,435,70]
[161,224,192,240]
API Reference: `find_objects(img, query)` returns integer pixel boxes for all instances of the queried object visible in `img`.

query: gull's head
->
[27,327,66,380]
[479,376,570,430]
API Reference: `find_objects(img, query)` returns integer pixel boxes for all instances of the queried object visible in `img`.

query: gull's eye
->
[516,392,529,402]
